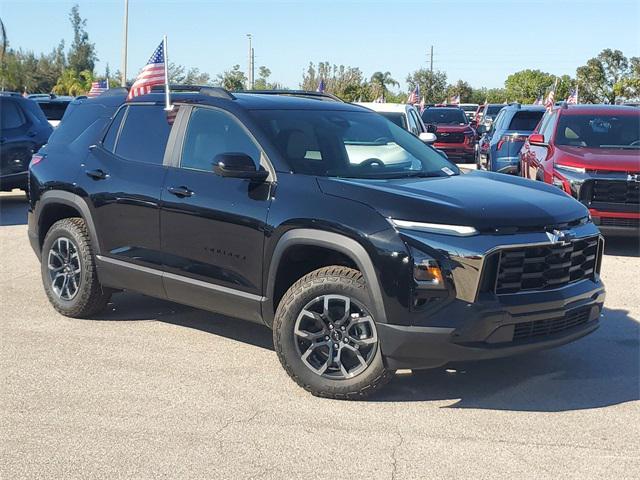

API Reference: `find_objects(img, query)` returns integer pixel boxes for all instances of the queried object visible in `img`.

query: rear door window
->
[115,105,173,164]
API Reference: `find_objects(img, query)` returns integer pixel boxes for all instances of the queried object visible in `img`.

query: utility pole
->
[246,34,254,89]
[121,0,128,86]
[429,45,433,73]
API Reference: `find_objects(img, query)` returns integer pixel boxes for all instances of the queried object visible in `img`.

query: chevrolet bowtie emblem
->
[546,229,574,245]
[628,173,639,183]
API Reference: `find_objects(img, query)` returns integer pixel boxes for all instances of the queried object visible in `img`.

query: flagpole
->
[121,0,128,87]
[163,35,172,111]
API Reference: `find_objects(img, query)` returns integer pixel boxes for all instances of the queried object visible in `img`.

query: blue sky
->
[2,0,639,90]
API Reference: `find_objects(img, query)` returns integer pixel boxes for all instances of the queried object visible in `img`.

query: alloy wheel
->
[294,294,378,379]
[47,236,81,301]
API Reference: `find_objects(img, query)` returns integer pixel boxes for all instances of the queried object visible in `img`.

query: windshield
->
[555,113,640,148]
[251,109,459,179]
[379,112,407,129]
[459,105,477,112]
[421,108,467,125]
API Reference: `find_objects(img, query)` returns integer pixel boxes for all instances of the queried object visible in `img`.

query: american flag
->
[533,95,543,105]
[419,97,425,113]
[127,41,166,101]
[88,80,108,97]
[373,95,385,103]
[317,79,326,93]
[407,85,420,104]
[449,94,460,105]
[566,87,578,104]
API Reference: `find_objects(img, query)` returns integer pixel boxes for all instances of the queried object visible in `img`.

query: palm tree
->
[53,69,93,96]
[370,71,398,100]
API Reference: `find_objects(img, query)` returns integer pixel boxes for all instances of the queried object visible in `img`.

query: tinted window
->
[555,113,640,148]
[540,112,556,142]
[508,110,545,131]
[422,108,467,125]
[409,109,424,133]
[115,105,172,164]
[379,112,407,129]
[36,101,70,121]
[486,105,504,115]
[181,107,261,171]
[102,107,127,152]
[406,110,418,134]
[0,99,26,129]
[251,109,458,179]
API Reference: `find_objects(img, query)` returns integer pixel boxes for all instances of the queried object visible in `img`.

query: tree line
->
[1,5,638,104]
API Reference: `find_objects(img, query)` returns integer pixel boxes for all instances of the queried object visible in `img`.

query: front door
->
[160,106,272,322]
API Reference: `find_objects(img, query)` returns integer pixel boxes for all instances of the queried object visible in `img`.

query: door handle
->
[85,169,109,180]
[167,186,194,198]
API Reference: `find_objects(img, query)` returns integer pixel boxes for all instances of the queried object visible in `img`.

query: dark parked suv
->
[1,94,53,191]
[28,87,606,399]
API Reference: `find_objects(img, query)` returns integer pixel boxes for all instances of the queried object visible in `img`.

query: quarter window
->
[0,100,27,129]
[115,105,173,164]
[181,107,261,172]
[102,107,127,152]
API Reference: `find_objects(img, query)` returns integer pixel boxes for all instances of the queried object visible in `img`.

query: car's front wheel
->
[41,218,111,318]
[273,266,393,399]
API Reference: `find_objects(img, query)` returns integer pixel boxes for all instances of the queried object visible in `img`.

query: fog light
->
[414,259,445,288]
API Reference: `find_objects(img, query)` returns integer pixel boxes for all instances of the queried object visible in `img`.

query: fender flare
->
[36,190,101,255]
[263,229,387,327]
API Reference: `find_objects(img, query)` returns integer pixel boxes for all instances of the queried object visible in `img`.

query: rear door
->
[82,103,176,297]
[159,105,273,323]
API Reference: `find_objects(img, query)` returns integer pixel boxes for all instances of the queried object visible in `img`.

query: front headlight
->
[390,219,478,237]
[556,164,586,174]
[411,248,446,290]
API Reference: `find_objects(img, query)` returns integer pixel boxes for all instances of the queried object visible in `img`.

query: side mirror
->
[419,132,437,144]
[213,153,268,180]
[528,134,547,147]
[425,123,437,133]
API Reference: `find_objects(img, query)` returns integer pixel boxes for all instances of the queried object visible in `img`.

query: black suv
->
[28,87,606,399]
[1,94,53,191]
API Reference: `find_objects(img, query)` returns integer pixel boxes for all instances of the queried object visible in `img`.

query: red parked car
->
[520,104,640,236]
[421,106,476,163]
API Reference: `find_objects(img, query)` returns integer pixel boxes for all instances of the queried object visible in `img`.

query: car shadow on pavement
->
[0,192,28,226]
[95,293,638,412]
[374,306,639,411]
[604,236,639,257]
[94,291,274,351]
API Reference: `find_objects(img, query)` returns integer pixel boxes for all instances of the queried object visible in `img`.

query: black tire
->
[273,266,393,400]
[41,217,111,318]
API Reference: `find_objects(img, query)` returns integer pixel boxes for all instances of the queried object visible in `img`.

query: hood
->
[555,146,640,172]
[435,124,472,133]
[318,170,588,231]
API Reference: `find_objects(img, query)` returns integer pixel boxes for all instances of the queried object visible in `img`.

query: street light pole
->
[121,0,129,86]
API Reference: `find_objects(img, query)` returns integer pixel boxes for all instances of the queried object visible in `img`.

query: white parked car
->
[355,102,437,144]
[458,103,479,122]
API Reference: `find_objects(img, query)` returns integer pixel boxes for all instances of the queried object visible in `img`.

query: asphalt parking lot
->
[1,191,638,479]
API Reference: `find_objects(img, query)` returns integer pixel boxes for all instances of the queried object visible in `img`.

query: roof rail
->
[149,84,235,100]
[239,89,343,102]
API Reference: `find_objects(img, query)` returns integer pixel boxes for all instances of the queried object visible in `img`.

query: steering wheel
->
[630,140,640,146]
[359,158,385,168]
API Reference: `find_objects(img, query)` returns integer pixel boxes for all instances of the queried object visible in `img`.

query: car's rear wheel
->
[41,218,111,317]
[273,266,393,399]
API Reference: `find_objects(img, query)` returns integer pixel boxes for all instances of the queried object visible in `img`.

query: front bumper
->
[379,278,605,370]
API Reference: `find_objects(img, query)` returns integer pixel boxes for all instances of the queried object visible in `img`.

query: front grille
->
[591,179,640,205]
[436,132,465,143]
[495,236,598,294]
[513,308,591,341]
[599,217,640,228]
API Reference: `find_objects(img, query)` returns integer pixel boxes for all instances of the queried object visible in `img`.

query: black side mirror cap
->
[213,153,268,180]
